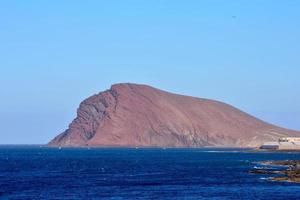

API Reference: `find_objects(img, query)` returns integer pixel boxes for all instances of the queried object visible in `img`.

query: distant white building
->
[278,137,300,143]
[260,137,300,150]
[260,142,279,150]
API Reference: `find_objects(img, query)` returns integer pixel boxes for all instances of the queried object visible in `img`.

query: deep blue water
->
[1,147,300,199]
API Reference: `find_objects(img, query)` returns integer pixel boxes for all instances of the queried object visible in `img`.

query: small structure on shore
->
[260,137,300,150]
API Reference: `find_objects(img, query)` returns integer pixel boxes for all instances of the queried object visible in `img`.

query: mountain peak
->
[48,84,300,147]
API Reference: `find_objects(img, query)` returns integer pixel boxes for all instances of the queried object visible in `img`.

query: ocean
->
[1,146,300,199]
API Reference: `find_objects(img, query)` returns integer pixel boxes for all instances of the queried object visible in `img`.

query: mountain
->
[48,83,300,147]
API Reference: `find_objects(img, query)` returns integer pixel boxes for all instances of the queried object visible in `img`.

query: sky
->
[0,0,300,144]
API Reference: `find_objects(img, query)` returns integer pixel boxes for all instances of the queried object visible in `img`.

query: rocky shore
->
[249,160,300,183]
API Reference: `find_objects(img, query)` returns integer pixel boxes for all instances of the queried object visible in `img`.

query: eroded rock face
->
[48,83,300,147]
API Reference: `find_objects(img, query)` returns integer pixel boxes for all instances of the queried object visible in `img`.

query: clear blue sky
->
[0,1,299,144]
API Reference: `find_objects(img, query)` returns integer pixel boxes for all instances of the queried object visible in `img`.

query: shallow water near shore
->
[1,146,300,199]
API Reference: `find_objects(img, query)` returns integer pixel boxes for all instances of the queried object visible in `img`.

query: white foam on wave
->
[200,150,241,153]
[253,166,276,170]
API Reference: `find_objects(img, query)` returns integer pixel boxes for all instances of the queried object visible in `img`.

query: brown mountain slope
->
[48,83,300,147]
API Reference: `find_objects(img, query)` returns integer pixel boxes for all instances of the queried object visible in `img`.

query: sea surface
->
[1,146,300,200]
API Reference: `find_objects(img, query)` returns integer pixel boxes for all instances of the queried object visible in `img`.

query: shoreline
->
[250,160,300,183]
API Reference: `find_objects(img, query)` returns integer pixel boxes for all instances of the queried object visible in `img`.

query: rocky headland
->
[48,83,300,147]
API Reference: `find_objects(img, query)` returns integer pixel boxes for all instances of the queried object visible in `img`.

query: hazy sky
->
[1,1,300,144]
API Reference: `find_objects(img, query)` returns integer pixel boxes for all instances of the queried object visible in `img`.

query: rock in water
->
[48,83,300,147]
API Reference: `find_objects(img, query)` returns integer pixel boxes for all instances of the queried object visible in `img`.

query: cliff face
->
[48,83,300,147]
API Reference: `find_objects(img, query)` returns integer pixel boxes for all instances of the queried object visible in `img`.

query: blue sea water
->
[1,147,300,200]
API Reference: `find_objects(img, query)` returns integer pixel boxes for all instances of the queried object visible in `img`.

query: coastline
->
[250,160,300,183]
